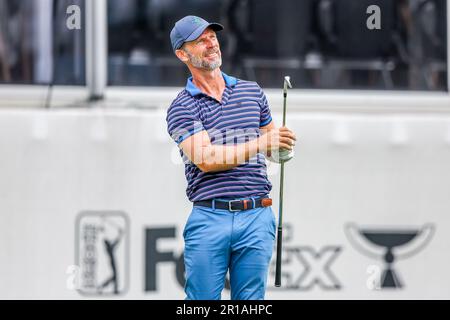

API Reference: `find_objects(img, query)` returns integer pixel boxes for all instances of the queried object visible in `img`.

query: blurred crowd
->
[0,0,447,90]
[0,0,84,85]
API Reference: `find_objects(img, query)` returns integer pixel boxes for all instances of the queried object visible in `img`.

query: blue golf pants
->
[183,202,276,300]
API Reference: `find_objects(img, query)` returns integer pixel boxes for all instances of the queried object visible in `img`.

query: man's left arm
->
[259,86,296,163]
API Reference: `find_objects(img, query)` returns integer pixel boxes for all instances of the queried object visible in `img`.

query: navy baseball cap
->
[170,15,223,51]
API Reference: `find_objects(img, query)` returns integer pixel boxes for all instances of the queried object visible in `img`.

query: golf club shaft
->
[275,79,289,287]
[275,161,284,287]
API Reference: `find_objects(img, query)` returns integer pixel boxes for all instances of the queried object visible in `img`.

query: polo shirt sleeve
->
[259,87,273,127]
[166,103,205,145]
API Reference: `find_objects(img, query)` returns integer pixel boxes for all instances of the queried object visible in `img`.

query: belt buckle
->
[228,200,242,212]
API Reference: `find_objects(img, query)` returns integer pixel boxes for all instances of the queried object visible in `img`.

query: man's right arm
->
[179,128,296,173]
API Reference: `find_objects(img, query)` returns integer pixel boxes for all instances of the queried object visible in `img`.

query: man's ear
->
[175,49,189,63]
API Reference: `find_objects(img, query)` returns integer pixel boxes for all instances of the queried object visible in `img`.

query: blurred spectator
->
[0,0,84,85]
[0,0,33,83]
[398,0,447,90]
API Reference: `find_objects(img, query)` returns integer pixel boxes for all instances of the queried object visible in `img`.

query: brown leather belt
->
[193,197,272,212]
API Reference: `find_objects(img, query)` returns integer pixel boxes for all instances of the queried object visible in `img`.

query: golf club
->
[275,76,292,287]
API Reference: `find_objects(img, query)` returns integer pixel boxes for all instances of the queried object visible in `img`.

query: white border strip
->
[86,0,107,100]
[447,0,450,93]
[0,85,449,113]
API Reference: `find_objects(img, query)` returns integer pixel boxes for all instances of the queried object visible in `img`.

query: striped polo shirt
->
[166,72,273,202]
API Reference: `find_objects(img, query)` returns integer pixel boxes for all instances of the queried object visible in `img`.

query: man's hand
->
[259,126,297,156]
[258,126,297,163]
[267,148,295,163]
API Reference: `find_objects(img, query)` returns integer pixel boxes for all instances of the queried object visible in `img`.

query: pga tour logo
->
[74,211,130,296]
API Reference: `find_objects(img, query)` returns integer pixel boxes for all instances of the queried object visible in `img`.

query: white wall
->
[1,105,450,299]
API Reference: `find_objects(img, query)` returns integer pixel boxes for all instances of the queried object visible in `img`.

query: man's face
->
[180,28,222,70]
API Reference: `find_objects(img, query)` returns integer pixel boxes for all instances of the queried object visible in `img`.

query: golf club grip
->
[275,226,283,287]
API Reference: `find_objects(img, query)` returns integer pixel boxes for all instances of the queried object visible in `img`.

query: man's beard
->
[184,49,222,70]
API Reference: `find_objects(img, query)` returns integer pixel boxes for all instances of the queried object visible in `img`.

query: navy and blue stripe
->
[166,72,273,202]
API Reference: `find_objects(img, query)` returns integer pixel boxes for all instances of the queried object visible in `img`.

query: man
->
[166,15,297,300]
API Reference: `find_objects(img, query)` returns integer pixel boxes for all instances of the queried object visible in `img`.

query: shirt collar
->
[185,72,238,97]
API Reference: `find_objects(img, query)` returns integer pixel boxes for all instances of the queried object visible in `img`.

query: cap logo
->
[191,17,202,26]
